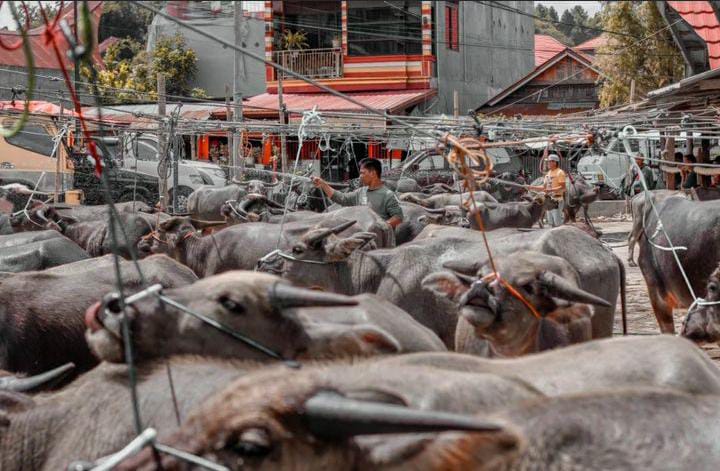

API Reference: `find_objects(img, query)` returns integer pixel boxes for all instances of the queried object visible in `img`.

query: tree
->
[87,34,206,103]
[534,4,570,45]
[98,1,162,43]
[15,2,59,29]
[595,1,684,107]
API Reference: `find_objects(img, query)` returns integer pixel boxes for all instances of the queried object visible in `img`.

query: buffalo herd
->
[1,175,719,470]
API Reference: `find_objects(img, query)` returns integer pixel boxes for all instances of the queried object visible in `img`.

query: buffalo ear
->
[324,232,376,261]
[159,216,189,232]
[422,271,471,302]
[442,259,480,276]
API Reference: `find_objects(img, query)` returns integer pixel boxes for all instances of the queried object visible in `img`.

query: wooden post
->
[233,0,245,178]
[453,89,459,118]
[157,73,168,210]
[54,98,63,204]
[225,84,233,173]
[278,73,287,174]
[701,139,711,188]
[665,136,676,190]
[190,135,197,161]
[629,79,636,103]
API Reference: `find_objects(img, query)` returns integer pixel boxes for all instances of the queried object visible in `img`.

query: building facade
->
[261,1,534,116]
[147,1,267,98]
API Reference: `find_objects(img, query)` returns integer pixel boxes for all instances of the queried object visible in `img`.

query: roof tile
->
[667,1,720,69]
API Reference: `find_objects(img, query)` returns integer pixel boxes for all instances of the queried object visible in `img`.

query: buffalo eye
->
[292,245,305,254]
[230,428,272,457]
[709,282,719,294]
[219,295,246,314]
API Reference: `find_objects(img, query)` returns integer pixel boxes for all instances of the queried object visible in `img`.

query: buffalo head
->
[85,271,403,363]
[257,220,377,285]
[682,264,720,345]
[423,251,610,356]
[115,369,516,471]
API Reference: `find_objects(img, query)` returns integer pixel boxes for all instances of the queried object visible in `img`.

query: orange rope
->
[447,134,542,319]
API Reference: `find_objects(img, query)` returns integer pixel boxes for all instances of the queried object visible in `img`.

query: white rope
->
[275,107,324,249]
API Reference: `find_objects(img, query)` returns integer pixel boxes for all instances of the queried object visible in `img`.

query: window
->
[136,140,159,161]
[347,1,422,56]
[5,123,56,156]
[445,4,458,51]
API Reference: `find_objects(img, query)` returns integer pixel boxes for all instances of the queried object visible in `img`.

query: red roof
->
[0,100,78,116]
[575,35,608,53]
[0,1,103,70]
[668,1,720,69]
[534,34,568,66]
[243,90,437,117]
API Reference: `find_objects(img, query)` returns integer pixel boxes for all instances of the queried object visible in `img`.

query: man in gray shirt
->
[312,158,404,228]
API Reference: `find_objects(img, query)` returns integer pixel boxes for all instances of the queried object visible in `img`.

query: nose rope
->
[448,136,543,320]
[481,272,542,320]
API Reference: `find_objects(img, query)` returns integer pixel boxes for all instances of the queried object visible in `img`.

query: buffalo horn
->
[424,207,447,214]
[189,219,228,229]
[268,283,358,309]
[539,271,611,307]
[303,390,503,438]
[0,362,75,392]
[35,208,48,223]
[306,220,357,246]
[238,198,256,214]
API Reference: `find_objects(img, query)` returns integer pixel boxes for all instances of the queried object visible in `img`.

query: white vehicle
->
[119,134,227,210]
[576,138,640,190]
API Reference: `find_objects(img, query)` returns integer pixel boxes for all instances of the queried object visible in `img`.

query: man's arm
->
[312,177,358,206]
[385,193,404,229]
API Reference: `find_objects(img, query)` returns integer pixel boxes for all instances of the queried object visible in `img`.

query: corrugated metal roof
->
[534,34,567,66]
[243,90,436,117]
[0,1,103,70]
[667,1,720,69]
[575,35,608,52]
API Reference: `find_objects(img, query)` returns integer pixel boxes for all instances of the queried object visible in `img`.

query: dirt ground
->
[598,219,720,362]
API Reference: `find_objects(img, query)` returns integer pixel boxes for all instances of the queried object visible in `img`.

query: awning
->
[242,90,436,119]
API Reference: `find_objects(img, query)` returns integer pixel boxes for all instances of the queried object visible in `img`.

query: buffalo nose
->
[85,301,104,332]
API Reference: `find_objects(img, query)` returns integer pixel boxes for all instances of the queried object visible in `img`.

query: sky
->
[0,1,605,31]
[535,1,603,16]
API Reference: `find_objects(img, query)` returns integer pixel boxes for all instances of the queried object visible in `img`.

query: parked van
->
[118,133,228,210]
[0,118,73,194]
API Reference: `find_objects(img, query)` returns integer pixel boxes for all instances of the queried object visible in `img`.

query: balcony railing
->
[273,48,343,80]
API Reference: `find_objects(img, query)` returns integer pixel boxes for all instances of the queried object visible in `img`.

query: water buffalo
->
[20,205,156,259]
[260,225,624,351]
[400,190,497,209]
[0,357,254,470]
[682,263,720,345]
[637,197,720,333]
[564,172,599,225]
[0,254,197,376]
[148,216,379,278]
[627,189,688,266]
[0,230,63,249]
[85,271,445,364]
[0,236,88,272]
[120,337,720,470]
[220,203,395,248]
[380,335,720,395]
[185,181,269,222]
[424,251,612,356]
[467,193,554,231]
[395,202,462,245]
[9,201,152,232]
[386,177,421,193]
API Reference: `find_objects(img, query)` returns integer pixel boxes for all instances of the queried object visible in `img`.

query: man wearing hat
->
[529,153,566,227]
